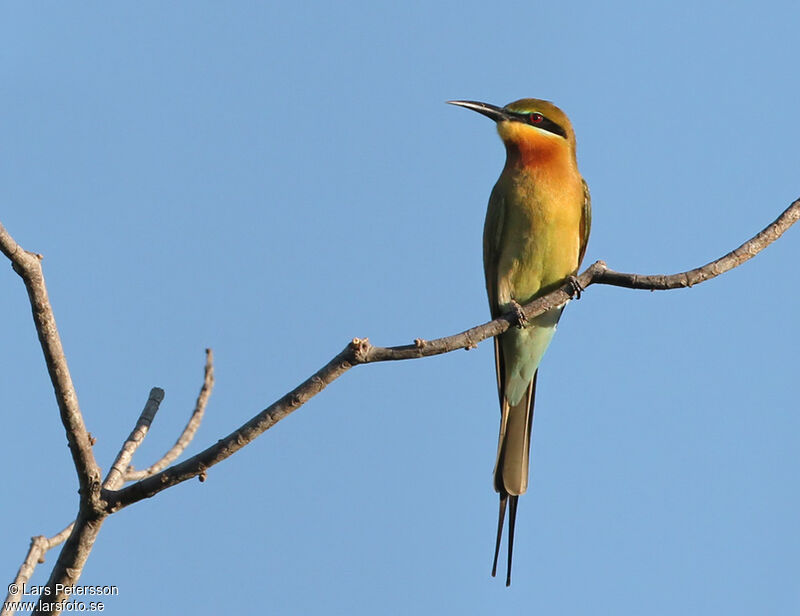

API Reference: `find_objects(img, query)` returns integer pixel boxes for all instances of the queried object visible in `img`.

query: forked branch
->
[125,349,215,481]
[0,353,213,616]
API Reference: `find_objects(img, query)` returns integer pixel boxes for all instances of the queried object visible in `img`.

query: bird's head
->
[448,98,577,167]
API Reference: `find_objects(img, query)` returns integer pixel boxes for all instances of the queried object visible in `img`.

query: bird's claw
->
[567,275,584,300]
[509,300,527,328]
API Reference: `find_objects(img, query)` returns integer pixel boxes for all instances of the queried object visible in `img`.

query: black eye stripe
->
[509,112,567,139]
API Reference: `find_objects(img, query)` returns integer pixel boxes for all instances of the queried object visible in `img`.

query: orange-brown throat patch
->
[498,121,572,171]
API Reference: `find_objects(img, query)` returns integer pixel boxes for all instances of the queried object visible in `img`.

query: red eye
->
[529,113,544,124]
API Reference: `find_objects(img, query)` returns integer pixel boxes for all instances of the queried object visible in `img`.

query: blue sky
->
[1,2,798,614]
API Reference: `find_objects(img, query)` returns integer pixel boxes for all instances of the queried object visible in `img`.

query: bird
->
[448,98,590,586]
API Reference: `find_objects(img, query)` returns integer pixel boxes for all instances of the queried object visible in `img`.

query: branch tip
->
[349,337,372,362]
[121,348,214,482]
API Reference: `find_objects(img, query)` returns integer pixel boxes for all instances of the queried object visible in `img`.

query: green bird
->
[449,98,590,586]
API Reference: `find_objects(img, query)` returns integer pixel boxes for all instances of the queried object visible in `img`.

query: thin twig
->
[104,388,165,490]
[593,196,800,290]
[103,343,356,511]
[125,349,215,480]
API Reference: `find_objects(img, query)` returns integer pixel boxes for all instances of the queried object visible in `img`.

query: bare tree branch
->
[103,343,356,511]
[26,350,215,615]
[591,195,800,290]
[4,355,212,616]
[104,388,165,490]
[2,526,72,616]
[2,196,797,615]
[31,515,104,616]
[125,349,215,481]
[0,224,102,506]
[102,197,800,512]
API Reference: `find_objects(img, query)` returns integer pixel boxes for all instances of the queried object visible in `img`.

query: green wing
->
[483,186,506,319]
[578,179,591,267]
[483,187,506,407]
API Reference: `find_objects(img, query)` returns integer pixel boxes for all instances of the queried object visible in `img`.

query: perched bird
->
[448,98,590,586]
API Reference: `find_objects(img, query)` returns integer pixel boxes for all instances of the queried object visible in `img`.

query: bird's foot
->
[567,275,584,300]
[509,300,527,329]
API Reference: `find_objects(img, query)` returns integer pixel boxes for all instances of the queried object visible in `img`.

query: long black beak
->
[447,100,508,123]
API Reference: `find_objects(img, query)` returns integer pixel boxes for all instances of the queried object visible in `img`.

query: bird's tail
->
[491,493,521,586]
[492,371,537,586]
